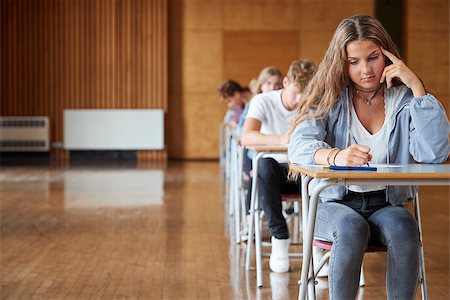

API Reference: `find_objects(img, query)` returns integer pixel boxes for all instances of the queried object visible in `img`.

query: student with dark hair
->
[217,79,249,126]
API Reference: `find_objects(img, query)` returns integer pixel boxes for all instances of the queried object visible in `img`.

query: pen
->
[350,134,371,167]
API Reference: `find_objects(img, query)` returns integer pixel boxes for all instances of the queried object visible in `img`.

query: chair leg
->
[293,210,299,244]
[357,285,365,300]
[313,250,330,278]
[240,189,248,241]
[359,264,365,287]
[255,204,263,287]
[307,256,316,300]
[245,199,255,271]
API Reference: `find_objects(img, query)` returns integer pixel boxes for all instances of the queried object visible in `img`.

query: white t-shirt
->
[348,85,408,192]
[246,89,297,162]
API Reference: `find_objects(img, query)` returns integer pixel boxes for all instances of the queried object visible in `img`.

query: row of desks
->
[221,127,450,299]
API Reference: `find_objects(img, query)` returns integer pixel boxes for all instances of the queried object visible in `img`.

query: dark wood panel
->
[0,0,167,161]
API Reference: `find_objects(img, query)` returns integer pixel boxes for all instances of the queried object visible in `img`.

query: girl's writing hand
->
[334,144,372,166]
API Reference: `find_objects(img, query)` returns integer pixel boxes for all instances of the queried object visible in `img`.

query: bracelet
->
[333,149,342,166]
[326,148,338,166]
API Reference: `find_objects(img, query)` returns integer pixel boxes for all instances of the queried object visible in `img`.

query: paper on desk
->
[368,164,402,168]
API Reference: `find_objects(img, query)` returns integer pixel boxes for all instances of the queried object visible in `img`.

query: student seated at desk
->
[217,79,251,127]
[241,60,316,273]
[288,15,450,299]
[235,67,283,182]
[235,66,283,139]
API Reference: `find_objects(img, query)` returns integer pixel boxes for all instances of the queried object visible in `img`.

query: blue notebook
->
[328,166,377,171]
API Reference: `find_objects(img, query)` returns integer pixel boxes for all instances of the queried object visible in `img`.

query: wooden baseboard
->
[137,150,167,162]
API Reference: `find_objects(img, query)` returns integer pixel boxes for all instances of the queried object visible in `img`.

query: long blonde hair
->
[290,15,400,133]
[252,66,283,94]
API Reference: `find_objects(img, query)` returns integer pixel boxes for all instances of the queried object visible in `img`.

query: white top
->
[246,89,296,162]
[348,85,408,192]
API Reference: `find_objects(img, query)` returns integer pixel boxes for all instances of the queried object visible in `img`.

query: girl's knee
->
[389,216,420,245]
[335,214,370,244]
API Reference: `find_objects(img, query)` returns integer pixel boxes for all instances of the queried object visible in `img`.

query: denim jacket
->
[288,86,450,205]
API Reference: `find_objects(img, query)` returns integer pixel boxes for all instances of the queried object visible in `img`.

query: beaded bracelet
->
[333,149,342,166]
[326,148,338,166]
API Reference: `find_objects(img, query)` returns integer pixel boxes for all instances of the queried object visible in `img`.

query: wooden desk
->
[245,145,288,287]
[289,163,450,300]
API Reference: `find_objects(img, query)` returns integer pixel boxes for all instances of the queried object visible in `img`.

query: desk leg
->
[255,181,263,287]
[245,152,263,271]
[225,127,232,211]
[414,193,428,300]
[298,180,336,300]
[233,141,243,244]
[300,175,315,299]
[300,175,312,249]
[235,144,244,244]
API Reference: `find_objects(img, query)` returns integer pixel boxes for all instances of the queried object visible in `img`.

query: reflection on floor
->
[0,161,448,299]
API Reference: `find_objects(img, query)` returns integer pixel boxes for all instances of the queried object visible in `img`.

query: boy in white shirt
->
[241,60,316,273]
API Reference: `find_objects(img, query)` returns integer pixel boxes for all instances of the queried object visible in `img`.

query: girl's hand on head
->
[334,144,372,166]
[380,47,426,98]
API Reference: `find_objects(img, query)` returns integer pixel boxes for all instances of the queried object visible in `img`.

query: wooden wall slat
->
[1,0,168,161]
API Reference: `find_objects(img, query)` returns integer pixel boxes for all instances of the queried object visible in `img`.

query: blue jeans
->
[315,190,420,300]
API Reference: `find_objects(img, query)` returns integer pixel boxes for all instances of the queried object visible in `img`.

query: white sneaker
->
[269,236,290,273]
[313,246,329,277]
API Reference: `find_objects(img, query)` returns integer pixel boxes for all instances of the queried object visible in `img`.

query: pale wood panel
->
[184,31,222,95]
[168,0,444,159]
[182,92,225,159]
[0,0,168,161]
[406,0,449,31]
[223,0,300,31]
[223,30,299,89]
[405,0,449,114]
[184,0,223,31]
[298,0,374,64]
[167,0,376,159]
[298,30,336,64]
[0,162,448,299]
[298,0,373,30]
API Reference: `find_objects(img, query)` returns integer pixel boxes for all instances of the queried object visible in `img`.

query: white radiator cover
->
[0,116,50,152]
[64,109,164,150]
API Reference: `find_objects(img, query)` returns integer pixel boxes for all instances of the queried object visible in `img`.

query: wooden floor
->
[0,161,448,299]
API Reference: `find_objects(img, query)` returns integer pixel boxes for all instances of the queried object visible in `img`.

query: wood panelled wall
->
[168,0,373,159]
[2,1,448,160]
[1,0,167,161]
[405,0,449,114]
[168,0,449,159]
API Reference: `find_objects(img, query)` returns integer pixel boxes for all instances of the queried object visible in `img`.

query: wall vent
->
[0,116,50,151]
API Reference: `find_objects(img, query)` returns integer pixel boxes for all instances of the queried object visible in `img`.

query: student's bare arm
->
[240,118,289,146]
